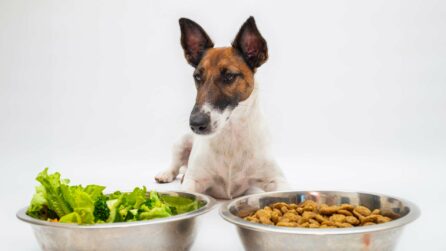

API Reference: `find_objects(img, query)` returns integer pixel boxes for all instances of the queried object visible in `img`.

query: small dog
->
[155,17,289,199]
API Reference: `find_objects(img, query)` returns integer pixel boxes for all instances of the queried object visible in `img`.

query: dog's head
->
[179,17,268,136]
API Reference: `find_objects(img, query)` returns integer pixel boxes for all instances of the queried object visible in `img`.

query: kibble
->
[243,200,393,228]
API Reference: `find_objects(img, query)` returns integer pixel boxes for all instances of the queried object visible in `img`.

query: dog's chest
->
[206,147,255,199]
[212,121,259,166]
[201,122,264,198]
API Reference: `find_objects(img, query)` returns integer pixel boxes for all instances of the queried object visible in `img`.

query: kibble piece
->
[255,209,273,225]
[279,216,290,223]
[337,209,353,216]
[301,200,318,211]
[273,208,282,216]
[309,219,319,225]
[289,203,298,209]
[363,222,376,226]
[272,202,289,210]
[362,215,379,224]
[339,204,354,211]
[271,211,281,223]
[283,212,300,222]
[280,206,289,214]
[376,215,391,223]
[303,211,316,218]
[244,216,260,223]
[330,214,346,223]
[371,209,381,215]
[353,210,366,221]
[320,205,339,215]
[354,206,372,217]
[298,217,308,224]
[321,221,336,227]
[259,217,273,225]
[288,209,297,214]
[255,209,271,218]
[345,216,360,225]
[315,214,327,223]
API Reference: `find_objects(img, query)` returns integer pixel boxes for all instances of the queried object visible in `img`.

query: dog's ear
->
[232,17,268,69]
[179,18,214,67]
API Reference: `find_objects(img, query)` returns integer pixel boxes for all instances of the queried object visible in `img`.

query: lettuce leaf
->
[60,212,82,224]
[28,168,98,224]
[138,191,173,220]
[26,185,54,220]
[160,195,200,214]
[139,206,172,220]
[71,189,95,224]
[125,186,147,209]
[106,196,123,223]
[35,168,73,218]
[84,185,106,202]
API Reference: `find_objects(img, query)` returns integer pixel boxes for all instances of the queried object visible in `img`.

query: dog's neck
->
[209,86,268,149]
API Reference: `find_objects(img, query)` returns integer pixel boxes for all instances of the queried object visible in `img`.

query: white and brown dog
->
[155,17,289,199]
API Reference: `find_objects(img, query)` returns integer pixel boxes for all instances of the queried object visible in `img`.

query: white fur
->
[155,85,289,199]
[200,103,232,133]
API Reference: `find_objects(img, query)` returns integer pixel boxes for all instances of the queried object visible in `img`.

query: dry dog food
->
[243,200,392,228]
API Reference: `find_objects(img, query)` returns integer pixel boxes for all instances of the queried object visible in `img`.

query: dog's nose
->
[190,112,211,134]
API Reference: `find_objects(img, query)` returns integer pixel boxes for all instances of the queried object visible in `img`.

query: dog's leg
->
[155,134,193,183]
[261,176,291,192]
[254,160,292,192]
[181,176,211,194]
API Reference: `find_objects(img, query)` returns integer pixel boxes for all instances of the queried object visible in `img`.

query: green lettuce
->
[160,194,200,214]
[26,185,55,220]
[31,168,72,218]
[26,168,202,224]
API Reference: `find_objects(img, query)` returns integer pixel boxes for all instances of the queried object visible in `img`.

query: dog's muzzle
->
[189,111,211,135]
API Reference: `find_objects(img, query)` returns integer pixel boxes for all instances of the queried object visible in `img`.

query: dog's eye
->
[222,73,236,84]
[193,73,202,82]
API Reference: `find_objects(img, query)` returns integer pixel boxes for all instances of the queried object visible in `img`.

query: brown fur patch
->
[194,47,254,109]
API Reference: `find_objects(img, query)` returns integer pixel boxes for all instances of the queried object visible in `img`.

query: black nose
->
[190,112,211,134]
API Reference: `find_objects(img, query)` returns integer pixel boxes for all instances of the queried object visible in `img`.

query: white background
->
[1,0,445,250]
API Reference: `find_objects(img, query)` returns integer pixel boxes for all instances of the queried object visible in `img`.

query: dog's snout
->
[190,112,211,134]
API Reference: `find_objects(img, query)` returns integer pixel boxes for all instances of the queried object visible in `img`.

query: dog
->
[155,17,289,199]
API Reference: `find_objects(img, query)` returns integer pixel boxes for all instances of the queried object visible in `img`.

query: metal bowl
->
[17,191,216,251]
[220,191,420,251]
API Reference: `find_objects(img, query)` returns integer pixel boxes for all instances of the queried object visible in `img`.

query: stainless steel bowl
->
[220,191,420,251]
[17,191,216,251]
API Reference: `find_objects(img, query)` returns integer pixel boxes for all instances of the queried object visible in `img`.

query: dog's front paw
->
[155,171,176,183]
[182,177,204,193]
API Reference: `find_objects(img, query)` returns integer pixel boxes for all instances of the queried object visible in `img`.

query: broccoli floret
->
[144,199,153,208]
[93,197,110,222]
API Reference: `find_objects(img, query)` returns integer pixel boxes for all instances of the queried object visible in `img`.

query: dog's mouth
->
[189,104,233,136]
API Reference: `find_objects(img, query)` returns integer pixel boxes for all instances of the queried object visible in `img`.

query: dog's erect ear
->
[179,18,214,67]
[232,17,268,69]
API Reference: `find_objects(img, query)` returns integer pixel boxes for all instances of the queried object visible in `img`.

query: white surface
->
[1,0,445,250]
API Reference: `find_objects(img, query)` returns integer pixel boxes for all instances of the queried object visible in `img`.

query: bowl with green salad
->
[17,168,216,251]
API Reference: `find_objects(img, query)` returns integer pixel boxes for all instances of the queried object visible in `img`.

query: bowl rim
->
[17,190,216,229]
[219,190,420,235]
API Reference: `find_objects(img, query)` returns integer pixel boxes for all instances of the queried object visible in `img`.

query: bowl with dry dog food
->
[220,191,420,251]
